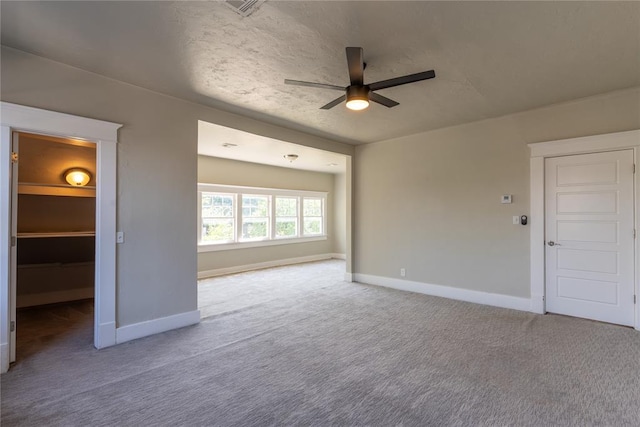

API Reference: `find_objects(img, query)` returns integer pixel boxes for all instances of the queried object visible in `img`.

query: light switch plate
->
[116,231,124,244]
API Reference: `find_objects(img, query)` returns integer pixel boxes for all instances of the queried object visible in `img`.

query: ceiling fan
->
[285,47,436,111]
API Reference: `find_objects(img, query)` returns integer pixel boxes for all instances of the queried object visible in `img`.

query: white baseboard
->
[331,253,346,260]
[95,321,117,349]
[17,287,94,308]
[530,293,545,314]
[116,310,200,345]
[198,253,343,279]
[344,272,353,282]
[0,342,8,374]
[354,274,531,312]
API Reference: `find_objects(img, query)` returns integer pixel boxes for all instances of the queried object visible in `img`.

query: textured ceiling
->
[1,1,639,145]
[198,121,347,174]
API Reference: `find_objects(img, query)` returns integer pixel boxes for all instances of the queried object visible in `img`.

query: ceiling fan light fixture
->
[346,99,369,111]
[345,86,370,111]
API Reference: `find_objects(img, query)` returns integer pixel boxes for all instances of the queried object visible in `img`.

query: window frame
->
[198,191,236,244]
[274,196,299,239]
[197,184,327,252]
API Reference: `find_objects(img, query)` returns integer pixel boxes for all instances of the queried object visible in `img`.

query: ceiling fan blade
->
[320,95,347,110]
[369,92,399,108]
[346,47,364,86]
[368,70,436,91]
[284,79,344,91]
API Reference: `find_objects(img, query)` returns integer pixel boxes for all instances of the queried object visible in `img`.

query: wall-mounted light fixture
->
[64,168,92,186]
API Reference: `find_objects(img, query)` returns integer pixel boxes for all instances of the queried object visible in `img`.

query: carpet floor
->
[1,259,640,426]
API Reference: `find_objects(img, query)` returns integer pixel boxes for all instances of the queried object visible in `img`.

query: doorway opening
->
[195,120,353,312]
[1,101,121,373]
[528,129,640,330]
[13,132,97,362]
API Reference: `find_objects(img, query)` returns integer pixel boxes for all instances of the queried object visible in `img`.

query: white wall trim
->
[0,102,122,142]
[528,129,640,157]
[198,235,327,253]
[16,288,94,308]
[354,273,532,312]
[116,310,201,344]
[0,127,11,373]
[0,343,8,374]
[198,253,338,279]
[331,253,346,260]
[0,102,121,372]
[528,129,640,330]
[344,272,353,282]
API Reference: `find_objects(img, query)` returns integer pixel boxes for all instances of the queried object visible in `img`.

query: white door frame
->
[0,102,122,373]
[529,129,640,331]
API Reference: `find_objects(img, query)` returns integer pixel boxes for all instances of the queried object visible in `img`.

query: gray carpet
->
[2,259,640,426]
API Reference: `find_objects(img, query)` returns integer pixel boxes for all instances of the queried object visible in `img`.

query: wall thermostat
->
[501,194,512,204]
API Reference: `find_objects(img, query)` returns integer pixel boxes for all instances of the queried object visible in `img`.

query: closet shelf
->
[18,183,96,198]
[18,232,95,238]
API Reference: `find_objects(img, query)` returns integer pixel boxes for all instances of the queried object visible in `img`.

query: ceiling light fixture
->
[222,143,238,148]
[284,154,299,163]
[64,168,92,186]
[345,86,370,111]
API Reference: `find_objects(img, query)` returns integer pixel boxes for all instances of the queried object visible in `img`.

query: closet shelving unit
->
[16,181,96,307]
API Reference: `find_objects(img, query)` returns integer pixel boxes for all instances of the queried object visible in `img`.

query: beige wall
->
[198,155,344,273]
[333,173,347,255]
[1,46,352,326]
[355,87,640,298]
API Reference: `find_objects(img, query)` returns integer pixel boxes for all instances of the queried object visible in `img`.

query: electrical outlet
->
[400,268,406,277]
[513,216,520,225]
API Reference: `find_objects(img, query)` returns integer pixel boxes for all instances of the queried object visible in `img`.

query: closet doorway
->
[12,132,96,361]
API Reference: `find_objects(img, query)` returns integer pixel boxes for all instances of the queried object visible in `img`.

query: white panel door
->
[545,150,635,326]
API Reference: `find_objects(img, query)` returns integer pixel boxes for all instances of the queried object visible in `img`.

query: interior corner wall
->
[197,156,341,274]
[354,87,640,299]
[1,46,352,327]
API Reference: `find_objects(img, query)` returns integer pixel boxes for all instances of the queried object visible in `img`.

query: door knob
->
[548,241,561,246]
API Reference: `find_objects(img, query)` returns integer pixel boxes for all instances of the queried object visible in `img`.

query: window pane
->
[303,198,322,216]
[276,218,297,237]
[242,219,268,240]
[242,196,268,217]
[202,219,234,242]
[276,197,297,216]
[202,193,233,218]
[303,218,322,235]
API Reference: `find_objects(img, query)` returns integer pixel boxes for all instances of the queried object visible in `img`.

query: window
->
[200,193,234,244]
[303,197,323,236]
[197,184,327,251]
[275,197,298,238]
[241,195,269,240]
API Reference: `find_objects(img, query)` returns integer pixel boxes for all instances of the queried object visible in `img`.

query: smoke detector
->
[224,0,266,17]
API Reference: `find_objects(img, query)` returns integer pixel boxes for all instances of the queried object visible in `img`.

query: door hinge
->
[11,236,16,247]
[634,295,637,304]
[634,229,637,239]
[11,152,18,163]
[10,321,15,332]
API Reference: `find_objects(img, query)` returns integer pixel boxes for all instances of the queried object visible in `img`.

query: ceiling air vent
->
[224,0,266,17]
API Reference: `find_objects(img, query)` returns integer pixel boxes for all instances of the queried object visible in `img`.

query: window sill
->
[198,235,327,253]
